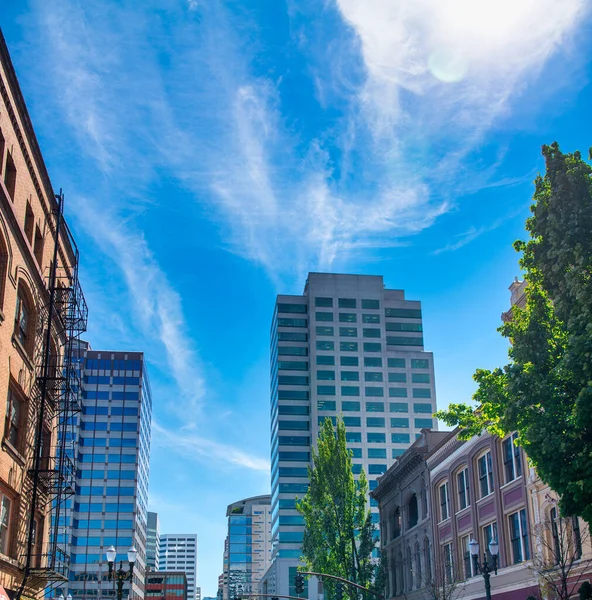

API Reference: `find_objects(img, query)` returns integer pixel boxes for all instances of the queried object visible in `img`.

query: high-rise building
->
[224,496,272,600]
[196,586,201,600]
[65,349,153,600]
[263,273,438,596]
[147,511,161,571]
[0,31,88,600]
[159,534,198,600]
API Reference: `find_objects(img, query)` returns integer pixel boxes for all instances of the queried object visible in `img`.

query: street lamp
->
[106,545,137,600]
[469,537,499,600]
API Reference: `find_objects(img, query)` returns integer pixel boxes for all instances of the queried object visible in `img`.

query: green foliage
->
[436,143,592,524]
[296,417,384,596]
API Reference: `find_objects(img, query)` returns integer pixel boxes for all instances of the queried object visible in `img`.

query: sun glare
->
[427,0,539,82]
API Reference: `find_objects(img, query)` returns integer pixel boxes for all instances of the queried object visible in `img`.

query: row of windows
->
[85,359,142,371]
[314,298,381,309]
[277,401,430,415]
[74,503,134,512]
[317,400,432,412]
[314,340,421,352]
[74,519,133,529]
[81,422,137,431]
[309,371,430,383]
[277,432,415,445]
[315,385,431,398]
[438,439,523,522]
[78,454,136,464]
[278,302,421,319]
[76,486,135,495]
[314,356,429,369]
[278,416,433,429]
[82,406,139,416]
[79,437,137,447]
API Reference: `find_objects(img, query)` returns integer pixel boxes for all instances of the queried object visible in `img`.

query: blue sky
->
[2,0,592,594]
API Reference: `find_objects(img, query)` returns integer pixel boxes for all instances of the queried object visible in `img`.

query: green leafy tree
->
[296,417,385,598]
[436,143,592,524]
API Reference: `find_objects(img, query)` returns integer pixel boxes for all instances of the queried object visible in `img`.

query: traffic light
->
[335,583,344,600]
[294,572,305,595]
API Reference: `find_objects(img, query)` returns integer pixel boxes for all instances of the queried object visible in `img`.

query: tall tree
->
[296,417,384,597]
[436,143,592,524]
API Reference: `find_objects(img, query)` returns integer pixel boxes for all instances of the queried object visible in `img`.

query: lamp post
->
[469,538,499,600]
[106,545,138,600]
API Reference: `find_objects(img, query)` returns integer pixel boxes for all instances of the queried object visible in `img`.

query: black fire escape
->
[17,191,88,599]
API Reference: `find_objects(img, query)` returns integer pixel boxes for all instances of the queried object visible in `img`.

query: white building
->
[261,273,439,598]
[159,534,198,600]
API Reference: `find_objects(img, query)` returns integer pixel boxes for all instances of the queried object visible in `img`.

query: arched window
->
[424,537,432,583]
[386,552,393,598]
[0,229,8,311]
[406,547,413,591]
[420,477,428,518]
[415,543,422,588]
[408,494,418,529]
[391,507,401,539]
[14,282,35,357]
[396,551,404,596]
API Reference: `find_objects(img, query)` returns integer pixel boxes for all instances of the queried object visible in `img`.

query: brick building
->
[0,29,86,599]
[146,571,187,600]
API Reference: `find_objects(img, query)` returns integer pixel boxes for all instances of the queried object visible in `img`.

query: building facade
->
[65,349,152,600]
[264,273,439,596]
[147,512,160,571]
[159,535,198,600]
[224,496,271,600]
[372,430,449,600]
[146,571,187,600]
[0,30,88,600]
[427,429,539,600]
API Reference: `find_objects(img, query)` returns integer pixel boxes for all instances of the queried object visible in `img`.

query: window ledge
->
[476,492,495,504]
[500,476,523,490]
[11,334,35,371]
[455,506,471,517]
[0,551,20,570]
[2,438,26,467]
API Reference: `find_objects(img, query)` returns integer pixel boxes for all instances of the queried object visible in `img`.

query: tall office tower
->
[147,511,161,571]
[159,534,198,600]
[224,496,272,600]
[67,349,152,600]
[196,587,201,600]
[263,273,438,596]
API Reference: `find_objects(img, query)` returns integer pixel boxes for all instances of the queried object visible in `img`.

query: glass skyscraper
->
[63,347,152,600]
[263,273,438,596]
[147,511,161,571]
[223,496,272,600]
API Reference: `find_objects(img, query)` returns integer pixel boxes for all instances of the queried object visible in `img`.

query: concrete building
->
[65,349,153,600]
[196,586,201,600]
[147,512,161,571]
[372,430,450,600]
[0,30,88,600]
[224,496,272,600]
[159,534,198,600]
[262,273,439,597]
[146,571,187,600]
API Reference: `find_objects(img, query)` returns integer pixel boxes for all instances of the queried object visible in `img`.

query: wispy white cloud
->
[33,0,588,284]
[73,197,205,417]
[152,421,270,473]
[432,207,527,254]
